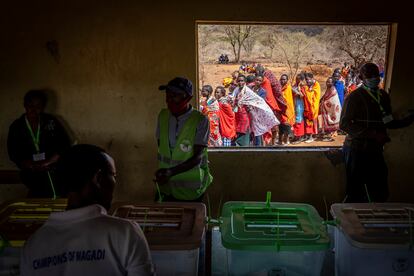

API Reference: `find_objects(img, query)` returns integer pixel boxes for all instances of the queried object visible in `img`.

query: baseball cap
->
[159,77,193,96]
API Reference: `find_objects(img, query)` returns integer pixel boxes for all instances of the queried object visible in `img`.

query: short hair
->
[24,90,47,107]
[305,72,314,79]
[56,144,110,194]
[238,74,247,81]
[246,75,255,83]
[255,64,265,75]
[215,86,226,95]
[281,74,289,79]
[201,85,213,94]
[296,72,305,81]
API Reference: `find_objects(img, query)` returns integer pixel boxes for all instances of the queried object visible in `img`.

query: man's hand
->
[154,168,173,185]
[36,159,52,171]
[20,160,35,170]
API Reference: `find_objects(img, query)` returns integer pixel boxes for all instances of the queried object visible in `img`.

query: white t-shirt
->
[20,204,155,276]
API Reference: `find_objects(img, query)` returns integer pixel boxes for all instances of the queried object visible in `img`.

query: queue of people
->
[200,62,368,147]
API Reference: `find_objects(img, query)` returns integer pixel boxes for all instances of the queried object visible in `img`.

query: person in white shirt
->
[20,144,155,275]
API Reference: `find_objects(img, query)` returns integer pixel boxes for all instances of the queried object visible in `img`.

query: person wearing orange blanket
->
[291,73,306,144]
[257,73,281,145]
[303,73,321,143]
[215,86,236,146]
[279,74,295,145]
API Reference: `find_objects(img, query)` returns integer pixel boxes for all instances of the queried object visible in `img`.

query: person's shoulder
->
[41,113,63,125]
[9,114,25,128]
[157,108,169,120]
[41,113,60,120]
[158,108,168,115]
[345,86,365,101]
[349,86,365,96]
[93,212,144,235]
[22,220,56,250]
[191,109,208,121]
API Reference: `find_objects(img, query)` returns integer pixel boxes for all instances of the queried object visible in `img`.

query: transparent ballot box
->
[213,201,329,276]
[331,203,414,276]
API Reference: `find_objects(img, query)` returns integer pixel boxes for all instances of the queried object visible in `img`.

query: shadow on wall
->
[43,88,78,145]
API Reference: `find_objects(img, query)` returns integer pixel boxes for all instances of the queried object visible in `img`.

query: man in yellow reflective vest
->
[154,77,212,201]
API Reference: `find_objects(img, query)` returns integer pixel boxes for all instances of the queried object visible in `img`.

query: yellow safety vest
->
[158,108,212,200]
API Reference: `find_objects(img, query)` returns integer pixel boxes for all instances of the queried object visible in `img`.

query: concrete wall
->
[1,0,413,214]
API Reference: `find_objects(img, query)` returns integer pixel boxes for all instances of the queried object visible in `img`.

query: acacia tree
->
[261,33,277,59]
[271,31,314,84]
[323,25,388,68]
[222,25,252,62]
[198,25,215,86]
[242,26,259,58]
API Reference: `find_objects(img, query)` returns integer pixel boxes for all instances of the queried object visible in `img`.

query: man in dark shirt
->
[7,90,71,198]
[340,63,414,202]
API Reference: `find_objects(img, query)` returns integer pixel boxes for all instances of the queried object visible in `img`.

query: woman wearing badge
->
[7,90,71,198]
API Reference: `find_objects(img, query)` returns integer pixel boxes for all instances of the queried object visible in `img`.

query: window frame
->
[195,21,396,152]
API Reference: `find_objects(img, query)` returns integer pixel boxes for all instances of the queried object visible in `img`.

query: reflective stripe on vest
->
[157,153,208,167]
[169,169,211,189]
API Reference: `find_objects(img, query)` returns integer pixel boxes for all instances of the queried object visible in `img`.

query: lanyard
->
[25,116,57,199]
[25,116,40,152]
[363,85,386,115]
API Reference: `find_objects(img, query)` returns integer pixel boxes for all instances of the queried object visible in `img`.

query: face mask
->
[363,77,381,89]
[167,97,191,115]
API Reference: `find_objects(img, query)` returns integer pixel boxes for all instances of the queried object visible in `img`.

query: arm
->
[20,245,32,276]
[340,93,387,140]
[386,113,414,129]
[339,94,372,136]
[155,115,209,184]
[125,222,155,275]
[292,86,302,97]
[155,145,205,184]
[36,153,61,171]
[7,121,34,170]
[37,116,71,170]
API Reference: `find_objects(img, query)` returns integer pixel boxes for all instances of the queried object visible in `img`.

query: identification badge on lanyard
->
[382,114,393,124]
[33,152,46,162]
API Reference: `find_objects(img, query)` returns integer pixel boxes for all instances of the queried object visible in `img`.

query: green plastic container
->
[218,201,329,275]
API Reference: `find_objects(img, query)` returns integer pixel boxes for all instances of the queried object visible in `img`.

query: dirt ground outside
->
[199,63,345,148]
